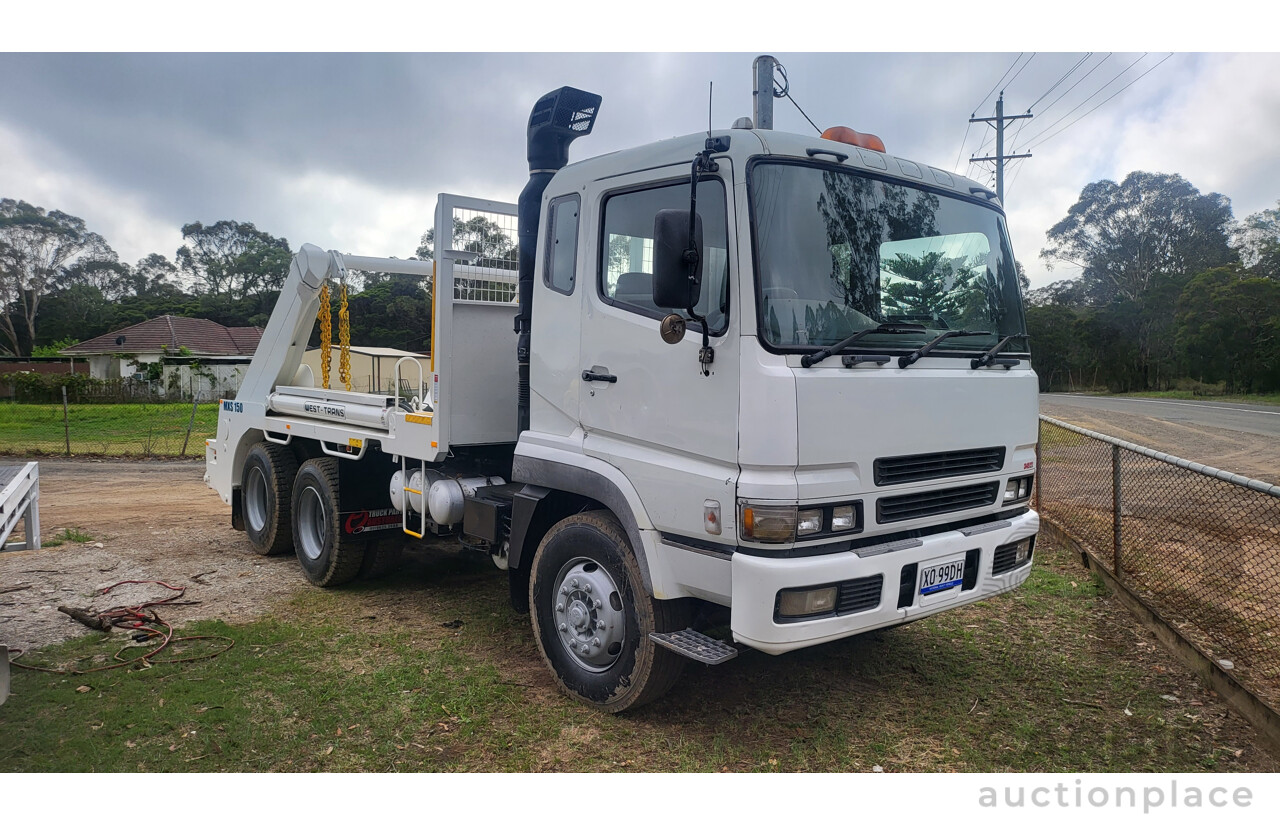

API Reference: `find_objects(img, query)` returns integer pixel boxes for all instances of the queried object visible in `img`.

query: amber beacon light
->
[820,125,886,153]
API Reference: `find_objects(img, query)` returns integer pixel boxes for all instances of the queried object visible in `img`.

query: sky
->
[3,13,1279,293]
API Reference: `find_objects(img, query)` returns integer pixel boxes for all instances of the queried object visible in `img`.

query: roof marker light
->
[820,126,886,153]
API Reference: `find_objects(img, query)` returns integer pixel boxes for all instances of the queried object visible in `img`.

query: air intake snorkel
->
[516,86,601,434]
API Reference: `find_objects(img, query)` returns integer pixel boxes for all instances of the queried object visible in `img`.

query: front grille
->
[837,575,883,615]
[874,447,1006,486]
[876,481,1000,524]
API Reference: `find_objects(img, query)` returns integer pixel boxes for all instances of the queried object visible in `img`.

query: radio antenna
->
[707,81,713,136]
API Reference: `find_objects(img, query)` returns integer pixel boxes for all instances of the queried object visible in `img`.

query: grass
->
[1,536,1272,773]
[39,527,95,548]
[0,402,217,458]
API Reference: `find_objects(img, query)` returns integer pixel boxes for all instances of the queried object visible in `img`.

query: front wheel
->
[291,458,365,587]
[529,511,689,712]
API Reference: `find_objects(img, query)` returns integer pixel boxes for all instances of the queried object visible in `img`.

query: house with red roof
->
[59,316,262,397]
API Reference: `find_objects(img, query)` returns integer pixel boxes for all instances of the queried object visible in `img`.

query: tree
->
[344,276,433,353]
[881,252,972,322]
[58,251,131,301]
[1041,172,1235,304]
[414,215,516,302]
[1039,172,1237,390]
[1176,266,1280,393]
[1232,200,1280,280]
[0,198,112,356]
[128,253,186,299]
[1026,278,1087,308]
[817,171,940,319]
[1025,303,1085,390]
[176,220,291,297]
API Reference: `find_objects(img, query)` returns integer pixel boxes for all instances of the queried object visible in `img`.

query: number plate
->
[919,557,965,596]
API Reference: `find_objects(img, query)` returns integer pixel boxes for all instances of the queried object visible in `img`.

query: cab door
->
[577,163,740,543]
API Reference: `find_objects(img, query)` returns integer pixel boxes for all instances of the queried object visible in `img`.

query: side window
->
[599,179,729,334]
[544,195,580,295]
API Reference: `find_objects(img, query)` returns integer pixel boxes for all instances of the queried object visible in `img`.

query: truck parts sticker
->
[221,400,243,413]
[344,508,402,535]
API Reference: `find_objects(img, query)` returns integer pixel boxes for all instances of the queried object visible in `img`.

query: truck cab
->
[514,124,1038,674]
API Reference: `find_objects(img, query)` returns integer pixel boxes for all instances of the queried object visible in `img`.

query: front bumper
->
[730,509,1039,654]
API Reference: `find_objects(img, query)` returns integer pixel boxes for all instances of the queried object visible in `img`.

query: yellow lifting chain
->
[338,275,352,392]
[317,283,332,389]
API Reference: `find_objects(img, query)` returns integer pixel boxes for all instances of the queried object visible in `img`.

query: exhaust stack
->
[517,86,601,434]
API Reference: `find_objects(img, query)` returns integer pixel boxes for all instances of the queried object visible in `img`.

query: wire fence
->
[1037,415,1280,716]
[0,393,216,458]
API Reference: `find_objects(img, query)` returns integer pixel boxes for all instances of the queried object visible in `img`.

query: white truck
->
[206,62,1039,711]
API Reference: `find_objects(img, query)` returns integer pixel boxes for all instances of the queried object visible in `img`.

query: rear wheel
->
[359,537,405,580]
[529,511,689,712]
[241,442,297,556]
[291,458,365,587]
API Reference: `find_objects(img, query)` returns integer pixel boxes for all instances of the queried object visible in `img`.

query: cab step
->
[649,629,738,665]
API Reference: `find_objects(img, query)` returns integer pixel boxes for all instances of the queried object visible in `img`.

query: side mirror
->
[652,209,703,310]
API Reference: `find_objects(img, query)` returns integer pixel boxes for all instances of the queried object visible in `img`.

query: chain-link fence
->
[0,393,216,458]
[1037,415,1280,717]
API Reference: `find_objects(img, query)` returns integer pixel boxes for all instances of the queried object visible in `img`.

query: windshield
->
[750,161,1027,353]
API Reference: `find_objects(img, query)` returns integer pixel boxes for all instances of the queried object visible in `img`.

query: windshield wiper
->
[897,329,991,369]
[971,333,1030,370]
[800,323,926,368]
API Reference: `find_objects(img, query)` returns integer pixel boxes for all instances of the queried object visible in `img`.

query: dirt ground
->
[4,457,1279,770]
[1,459,308,652]
[1039,398,1280,484]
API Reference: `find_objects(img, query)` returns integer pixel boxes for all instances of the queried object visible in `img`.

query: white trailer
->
[1,462,40,553]
[207,65,1039,711]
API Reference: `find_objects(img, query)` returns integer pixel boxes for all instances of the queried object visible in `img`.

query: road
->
[1039,394,1280,483]
[1041,394,1280,439]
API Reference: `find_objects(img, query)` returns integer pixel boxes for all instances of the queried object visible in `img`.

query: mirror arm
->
[685,150,717,376]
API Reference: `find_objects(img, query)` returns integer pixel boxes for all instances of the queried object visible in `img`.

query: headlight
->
[739,500,864,543]
[1003,474,1034,504]
[796,508,823,536]
[831,505,856,531]
[739,504,798,542]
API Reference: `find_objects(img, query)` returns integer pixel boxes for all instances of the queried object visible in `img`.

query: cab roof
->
[556,128,1001,208]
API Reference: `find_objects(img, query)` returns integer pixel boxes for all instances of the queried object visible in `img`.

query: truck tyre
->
[358,537,404,580]
[291,457,365,587]
[529,511,690,713]
[241,441,298,556]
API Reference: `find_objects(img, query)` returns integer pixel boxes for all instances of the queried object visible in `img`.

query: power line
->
[973,53,1023,115]
[1014,53,1142,149]
[1023,53,1174,153]
[1004,52,1090,154]
[953,120,974,173]
[1018,52,1111,125]
[1004,157,1030,198]
[1026,53,1092,113]
[1002,53,1036,95]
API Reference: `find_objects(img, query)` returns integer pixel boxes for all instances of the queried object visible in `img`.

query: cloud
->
[0,123,182,265]
[1112,53,1280,216]
[3,51,1278,298]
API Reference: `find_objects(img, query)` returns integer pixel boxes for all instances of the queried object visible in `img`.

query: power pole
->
[969,93,1033,203]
